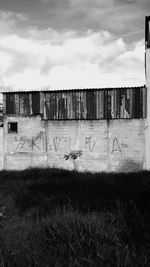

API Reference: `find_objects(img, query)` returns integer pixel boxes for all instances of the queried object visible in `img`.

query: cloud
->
[0,0,148,44]
[0,15,145,91]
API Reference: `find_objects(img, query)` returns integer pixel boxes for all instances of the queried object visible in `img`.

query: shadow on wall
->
[117,158,143,173]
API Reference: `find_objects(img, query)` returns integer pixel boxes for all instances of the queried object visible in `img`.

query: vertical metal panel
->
[66,92,71,119]
[135,88,140,118]
[120,89,124,118]
[50,92,56,119]
[129,89,132,118]
[6,93,15,114]
[55,93,59,120]
[49,93,52,119]
[114,89,117,118]
[24,93,30,116]
[61,93,67,119]
[134,88,137,118]
[6,94,10,114]
[15,94,19,115]
[45,93,50,119]
[104,90,108,119]
[89,91,93,119]
[115,90,118,118]
[93,91,96,119]
[83,91,87,119]
[3,94,6,115]
[10,94,15,114]
[40,92,45,115]
[86,91,96,119]
[96,91,99,119]
[61,93,63,119]
[72,91,76,119]
[119,89,122,118]
[75,91,80,119]
[61,92,65,119]
[19,93,24,115]
[64,93,67,119]
[6,93,10,114]
[32,92,40,114]
[132,88,136,118]
[57,92,61,120]
[111,90,114,119]
[43,93,47,120]
[126,89,130,118]
[130,88,133,118]
[49,92,52,119]
[86,91,90,119]
[29,93,33,115]
[107,90,111,119]
[80,91,84,119]
[100,90,104,119]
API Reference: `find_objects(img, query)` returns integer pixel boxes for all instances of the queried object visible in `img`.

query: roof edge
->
[0,85,146,94]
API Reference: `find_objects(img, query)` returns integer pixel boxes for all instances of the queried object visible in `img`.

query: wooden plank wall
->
[3,87,146,119]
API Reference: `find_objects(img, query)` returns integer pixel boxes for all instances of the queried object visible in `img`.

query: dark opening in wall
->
[8,122,18,133]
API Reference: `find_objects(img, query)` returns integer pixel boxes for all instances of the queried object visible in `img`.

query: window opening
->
[8,122,18,133]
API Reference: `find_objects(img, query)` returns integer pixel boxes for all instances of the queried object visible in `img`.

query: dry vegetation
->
[0,168,150,266]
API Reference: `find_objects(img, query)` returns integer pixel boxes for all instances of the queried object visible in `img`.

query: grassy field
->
[0,168,150,266]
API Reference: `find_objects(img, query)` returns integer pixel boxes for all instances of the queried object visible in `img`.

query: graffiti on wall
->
[85,137,96,152]
[111,137,128,155]
[111,137,122,154]
[47,136,96,153]
[53,137,61,151]
[12,131,128,157]
[47,137,71,152]
[14,131,45,152]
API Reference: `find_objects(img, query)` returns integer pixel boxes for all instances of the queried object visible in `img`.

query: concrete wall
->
[2,116,145,172]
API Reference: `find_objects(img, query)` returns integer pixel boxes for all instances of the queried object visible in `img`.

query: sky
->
[0,0,149,91]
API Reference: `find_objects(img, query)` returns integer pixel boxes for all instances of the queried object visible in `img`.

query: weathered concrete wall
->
[3,116,46,170]
[46,120,145,172]
[3,116,145,172]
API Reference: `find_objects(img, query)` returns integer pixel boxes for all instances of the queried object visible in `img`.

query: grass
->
[0,168,150,266]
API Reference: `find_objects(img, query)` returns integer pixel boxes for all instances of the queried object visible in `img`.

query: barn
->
[0,16,150,172]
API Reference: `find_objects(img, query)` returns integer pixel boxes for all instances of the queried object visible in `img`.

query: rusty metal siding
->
[32,92,40,114]
[19,93,24,115]
[17,93,30,116]
[3,86,146,119]
[3,94,6,115]
[40,92,45,115]
[24,93,30,116]
[6,93,15,114]
[15,94,19,115]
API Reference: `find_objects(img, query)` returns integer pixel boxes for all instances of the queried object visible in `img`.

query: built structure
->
[0,16,150,172]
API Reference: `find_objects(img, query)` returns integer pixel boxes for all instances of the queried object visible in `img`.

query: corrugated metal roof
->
[0,85,146,93]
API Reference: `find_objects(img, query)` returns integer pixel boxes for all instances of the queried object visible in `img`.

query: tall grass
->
[0,168,150,266]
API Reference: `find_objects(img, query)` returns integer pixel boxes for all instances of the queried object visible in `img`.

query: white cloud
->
[0,12,145,90]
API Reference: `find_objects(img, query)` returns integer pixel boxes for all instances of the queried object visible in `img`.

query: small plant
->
[64,150,83,170]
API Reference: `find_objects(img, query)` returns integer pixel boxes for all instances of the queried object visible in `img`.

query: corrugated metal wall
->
[3,87,146,120]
